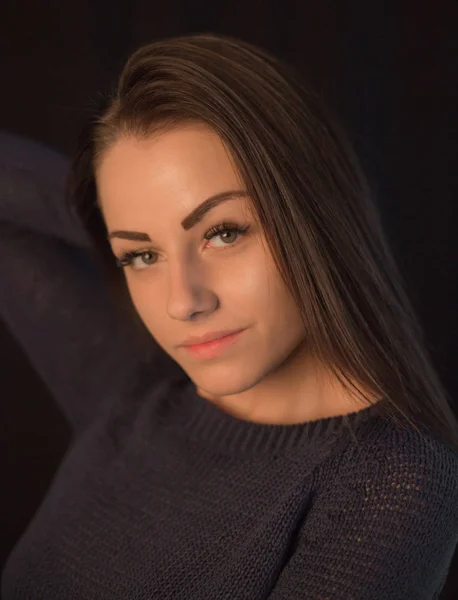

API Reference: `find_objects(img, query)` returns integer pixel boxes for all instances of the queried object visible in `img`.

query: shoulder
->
[292,417,458,599]
[332,416,458,508]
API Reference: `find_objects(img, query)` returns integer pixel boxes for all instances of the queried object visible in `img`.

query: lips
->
[180,329,244,347]
[181,329,245,359]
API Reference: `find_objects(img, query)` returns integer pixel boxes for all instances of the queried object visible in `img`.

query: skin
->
[96,122,369,424]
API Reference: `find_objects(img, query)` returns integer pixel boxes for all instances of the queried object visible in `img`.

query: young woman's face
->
[96,123,307,405]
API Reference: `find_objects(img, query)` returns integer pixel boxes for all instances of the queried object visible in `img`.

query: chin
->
[187,364,266,400]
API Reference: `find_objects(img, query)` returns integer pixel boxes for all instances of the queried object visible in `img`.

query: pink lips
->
[182,329,245,359]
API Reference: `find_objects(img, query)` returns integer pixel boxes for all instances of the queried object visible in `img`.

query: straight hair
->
[68,32,458,451]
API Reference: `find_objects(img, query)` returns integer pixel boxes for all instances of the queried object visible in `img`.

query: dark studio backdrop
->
[0,0,457,596]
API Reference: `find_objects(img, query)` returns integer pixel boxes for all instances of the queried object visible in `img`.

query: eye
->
[116,250,157,270]
[204,221,250,248]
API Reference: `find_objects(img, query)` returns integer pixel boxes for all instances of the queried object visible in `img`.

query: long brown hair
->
[68,32,458,451]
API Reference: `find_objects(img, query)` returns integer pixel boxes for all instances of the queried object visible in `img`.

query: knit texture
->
[1,132,458,599]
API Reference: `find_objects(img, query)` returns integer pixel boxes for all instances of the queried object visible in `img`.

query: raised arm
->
[0,131,90,247]
[0,132,166,437]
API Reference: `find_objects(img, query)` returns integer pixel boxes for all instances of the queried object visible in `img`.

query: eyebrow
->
[106,189,249,242]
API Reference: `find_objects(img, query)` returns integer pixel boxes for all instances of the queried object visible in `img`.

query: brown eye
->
[129,250,158,270]
[141,252,156,264]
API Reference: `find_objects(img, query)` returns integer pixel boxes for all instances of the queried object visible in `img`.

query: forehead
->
[95,124,251,229]
[96,125,244,205]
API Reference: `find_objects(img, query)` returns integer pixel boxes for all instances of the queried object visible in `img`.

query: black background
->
[1,0,457,596]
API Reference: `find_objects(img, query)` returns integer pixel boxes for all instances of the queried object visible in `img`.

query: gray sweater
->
[1,131,458,599]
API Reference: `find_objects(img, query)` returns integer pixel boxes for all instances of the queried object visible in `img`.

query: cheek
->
[218,262,261,305]
[257,264,305,340]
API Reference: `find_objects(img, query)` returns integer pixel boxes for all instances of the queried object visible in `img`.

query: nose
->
[166,260,218,321]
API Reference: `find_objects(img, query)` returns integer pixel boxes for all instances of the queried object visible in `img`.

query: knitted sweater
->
[1,132,458,600]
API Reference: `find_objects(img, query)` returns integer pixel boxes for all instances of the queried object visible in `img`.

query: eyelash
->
[115,221,250,270]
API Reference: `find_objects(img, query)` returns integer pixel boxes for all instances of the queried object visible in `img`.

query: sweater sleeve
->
[0,131,90,248]
[268,429,458,600]
[0,133,163,436]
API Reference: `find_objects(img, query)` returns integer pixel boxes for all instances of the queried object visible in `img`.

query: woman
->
[2,33,458,599]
